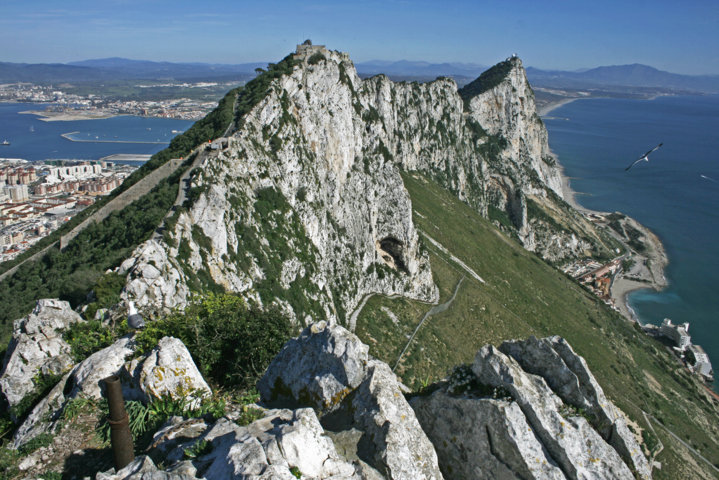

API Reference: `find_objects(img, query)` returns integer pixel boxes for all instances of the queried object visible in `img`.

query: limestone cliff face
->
[120,47,589,322]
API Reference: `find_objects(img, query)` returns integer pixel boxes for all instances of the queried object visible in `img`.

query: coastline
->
[538,97,580,117]
[543,97,669,324]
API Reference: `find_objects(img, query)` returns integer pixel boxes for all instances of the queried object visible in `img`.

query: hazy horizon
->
[2,0,718,75]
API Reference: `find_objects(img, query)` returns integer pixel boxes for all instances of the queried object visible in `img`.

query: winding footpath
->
[393,276,465,371]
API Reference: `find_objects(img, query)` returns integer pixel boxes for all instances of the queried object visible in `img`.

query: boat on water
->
[1,140,9,146]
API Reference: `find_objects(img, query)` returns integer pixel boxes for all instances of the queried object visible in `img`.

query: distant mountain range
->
[0,58,264,83]
[1,57,718,93]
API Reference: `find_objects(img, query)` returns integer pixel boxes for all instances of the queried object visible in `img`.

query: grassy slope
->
[355,172,719,480]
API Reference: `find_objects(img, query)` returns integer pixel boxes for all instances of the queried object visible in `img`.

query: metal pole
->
[103,374,134,470]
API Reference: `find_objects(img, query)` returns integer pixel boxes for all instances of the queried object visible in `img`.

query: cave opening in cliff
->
[377,236,408,273]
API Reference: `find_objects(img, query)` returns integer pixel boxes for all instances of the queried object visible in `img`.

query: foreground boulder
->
[124,336,212,405]
[258,321,370,411]
[259,322,443,479]
[410,339,648,480]
[472,345,636,479]
[500,336,651,479]
[411,381,565,479]
[12,336,136,447]
[0,299,83,412]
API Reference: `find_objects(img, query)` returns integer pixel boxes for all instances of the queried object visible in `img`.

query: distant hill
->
[0,58,264,83]
[2,57,718,93]
[526,63,719,93]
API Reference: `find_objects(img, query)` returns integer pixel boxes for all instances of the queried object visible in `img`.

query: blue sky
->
[2,0,718,74]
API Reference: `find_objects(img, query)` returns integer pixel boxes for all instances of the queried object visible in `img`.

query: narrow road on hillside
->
[393,276,465,372]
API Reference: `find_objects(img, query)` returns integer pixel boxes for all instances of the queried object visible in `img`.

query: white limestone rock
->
[472,345,635,479]
[66,336,136,400]
[12,336,136,448]
[350,360,444,480]
[0,299,82,410]
[119,239,191,314]
[500,336,651,479]
[152,409,365,480]
[124,336,211,406]
[411,389,566,479]
[258,322,369,411]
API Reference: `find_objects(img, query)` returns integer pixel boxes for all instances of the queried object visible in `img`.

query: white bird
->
[625,143,663,171]
[127,301,145,329]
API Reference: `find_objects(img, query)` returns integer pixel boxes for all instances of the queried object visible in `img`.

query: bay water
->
[544,95,719,389]
[0,102,192,163]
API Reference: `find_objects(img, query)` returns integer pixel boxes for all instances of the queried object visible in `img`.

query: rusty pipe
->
[103,374,134,470]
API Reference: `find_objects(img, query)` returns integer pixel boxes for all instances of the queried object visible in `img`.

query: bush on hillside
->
[135,293,292,389]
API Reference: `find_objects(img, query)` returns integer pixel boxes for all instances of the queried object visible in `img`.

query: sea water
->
[544,95,719,390]
[0,103,193,162]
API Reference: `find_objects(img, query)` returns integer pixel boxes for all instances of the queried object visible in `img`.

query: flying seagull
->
[625,143,663,171]
[127,301,145,329]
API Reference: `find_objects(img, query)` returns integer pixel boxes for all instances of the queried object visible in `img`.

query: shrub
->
[63,320,120,363]
[307,52,326,65]
[135,293,292,389]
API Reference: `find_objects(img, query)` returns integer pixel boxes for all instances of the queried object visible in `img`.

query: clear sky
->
[2,0,718,74]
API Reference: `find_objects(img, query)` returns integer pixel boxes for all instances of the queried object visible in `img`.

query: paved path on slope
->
[393,276,465,372]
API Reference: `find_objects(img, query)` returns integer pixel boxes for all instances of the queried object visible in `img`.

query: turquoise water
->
[0,103,192,162]
[545,95,719,389]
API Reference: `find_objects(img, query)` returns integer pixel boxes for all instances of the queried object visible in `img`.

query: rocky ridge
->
[119,45,614,325]
[2,303,650,479]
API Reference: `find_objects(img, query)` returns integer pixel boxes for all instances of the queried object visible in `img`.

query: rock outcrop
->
[118,45,603,325]
[260,322,443,479]
[499,336,651,479]
[0,299,83,413]
[411,339,650,480]
[124,336,212,406]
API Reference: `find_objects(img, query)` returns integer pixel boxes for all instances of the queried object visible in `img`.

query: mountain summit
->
[117,45,606,324]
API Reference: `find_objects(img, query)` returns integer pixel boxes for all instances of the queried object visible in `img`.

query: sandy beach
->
[538,97,580,117]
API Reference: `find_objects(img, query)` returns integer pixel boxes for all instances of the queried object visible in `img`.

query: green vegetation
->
[63,320,126,363]
[307,52,326,65]
[135,292,293,389]
[98,392,226,450]
[355,172,719,479]
[459,58,515,110]
[234,54,299,129]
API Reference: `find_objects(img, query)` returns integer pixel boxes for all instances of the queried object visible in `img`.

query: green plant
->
[17,432,54,456]
[63,320,118,362]
[39,473,62,480]
[61,396,96,422]
[184,439,212,459]
[135,292,292,389]
[307,52,326,65]
[0,441,20,480]
[290,466,302,478]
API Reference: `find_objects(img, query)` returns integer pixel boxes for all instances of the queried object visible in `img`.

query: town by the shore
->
[542,96,669,324]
